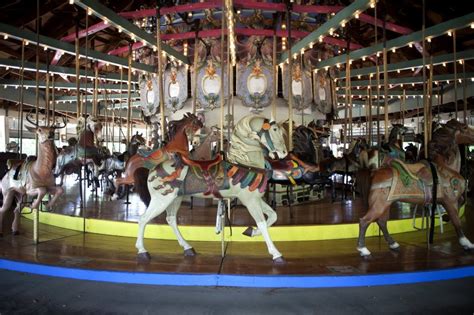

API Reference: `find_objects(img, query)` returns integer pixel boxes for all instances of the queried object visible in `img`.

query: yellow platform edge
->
[22,205,463,242]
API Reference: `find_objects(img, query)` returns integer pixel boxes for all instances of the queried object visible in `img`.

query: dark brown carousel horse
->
[111,113,203,200]
[357,119,474,256]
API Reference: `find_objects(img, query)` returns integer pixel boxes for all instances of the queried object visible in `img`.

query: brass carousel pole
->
[156,4,166,144]
[219,0,225,151]
[382,17,389,141]
[374,2,381,146]
[453,30,458,120]
[422,0,428,160]
[118,67,123,149]
[344,55,351,147]
[75,14,81,119]
[368,76,373,146]
[17,40,25,156]
[272,22,277,120]
[33,0,40,244]
[428,56,434,138]
[127,44,132,144]
[192,21,200,115]
[463,60,467,124]
[286,1,293,151]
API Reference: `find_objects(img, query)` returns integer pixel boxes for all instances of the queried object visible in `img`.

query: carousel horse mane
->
[227,115,267,161]
[292,125,317,165]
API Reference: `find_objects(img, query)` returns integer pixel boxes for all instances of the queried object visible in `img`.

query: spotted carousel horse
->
[134,115,288,262]
[99,132,146,196]
[111,113,203,200]
[190,127,220,160]
[359,124,408,170]
[0,115,66,236]
[54,116,105,189]
[357,119,474,257]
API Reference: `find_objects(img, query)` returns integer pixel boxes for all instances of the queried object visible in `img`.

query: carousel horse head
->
[168,113,203,141]
[230,115,287,162]
[25,113,67,143]
[86,115,103,142]
[130,132,146,146]
[444,119,474,144]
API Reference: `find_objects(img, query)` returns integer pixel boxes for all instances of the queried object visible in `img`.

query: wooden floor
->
[1,175,473,277]
[0,213,473,276]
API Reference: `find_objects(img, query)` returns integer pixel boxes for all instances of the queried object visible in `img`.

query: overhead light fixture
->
[448,31,452,36]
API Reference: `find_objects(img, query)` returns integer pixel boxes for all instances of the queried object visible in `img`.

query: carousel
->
[0,0,474,291]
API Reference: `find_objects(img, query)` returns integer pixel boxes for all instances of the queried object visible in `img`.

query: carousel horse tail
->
[134,167,151,207]
[356,168,372,209]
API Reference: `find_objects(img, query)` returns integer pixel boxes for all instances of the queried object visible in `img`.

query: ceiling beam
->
[56,92,140,102]
[0,22,155,73]
[0,79,134,92]
[336,50,474,79]
[317,13,474,69]
[74,0,190,65]
[0,58,139,84]
[341,72,474,88]
[279,0,372,63]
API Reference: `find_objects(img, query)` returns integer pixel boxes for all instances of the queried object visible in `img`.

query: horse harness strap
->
[257,119,276,152]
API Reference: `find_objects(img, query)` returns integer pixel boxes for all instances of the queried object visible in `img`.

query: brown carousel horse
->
[0,114,66,236]
[357,119,474,256]
[111,113,203,200]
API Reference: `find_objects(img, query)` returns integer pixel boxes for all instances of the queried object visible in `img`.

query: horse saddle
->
[389,159,433,186]
[181,154,223,172]
[266,158,295,172]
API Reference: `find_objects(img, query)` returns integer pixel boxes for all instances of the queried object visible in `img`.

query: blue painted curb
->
[1,258,474,288]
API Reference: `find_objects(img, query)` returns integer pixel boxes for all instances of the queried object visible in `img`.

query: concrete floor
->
[1,269,473,314]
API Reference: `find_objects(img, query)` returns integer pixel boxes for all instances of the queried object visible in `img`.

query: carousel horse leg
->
[135,191,178,260]
[45,186,64,211]
[165,196,196,256]
[441,200,474,250]
[28,187,47,212]
[376,211,400,250]
[357,188,391,257]
[0,189,19,237]
[11,200,22,235]
[241,196,283,262]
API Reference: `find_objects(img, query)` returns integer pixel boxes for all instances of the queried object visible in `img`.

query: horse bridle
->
[257,119,277,152]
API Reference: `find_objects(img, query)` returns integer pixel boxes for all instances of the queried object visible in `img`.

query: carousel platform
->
[1,177,474,288]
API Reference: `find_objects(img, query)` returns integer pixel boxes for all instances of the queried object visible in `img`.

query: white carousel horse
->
[134,114,288,262]
[0,115,66,236]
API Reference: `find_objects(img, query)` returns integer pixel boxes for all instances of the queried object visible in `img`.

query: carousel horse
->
[134,114,288,262]
[0,115,66,236]
[357,119,474,257]
[359,124,408,169]
[268,124,333,211]
[99,132,146,195]
[190,127,221,160]
[111,113,203,200]
[54,116,105,188]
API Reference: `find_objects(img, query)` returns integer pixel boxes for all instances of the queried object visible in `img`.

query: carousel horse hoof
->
[357,247,371,257]
[389,242,400,250]
[273,256,286,265]
[137,252,151,262]
[184,248,197,257]
[12,231,20,236]
[242,227,254,237]
[459,237,474,250]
